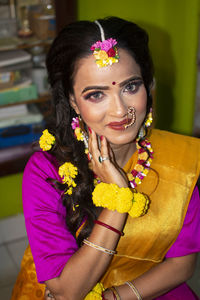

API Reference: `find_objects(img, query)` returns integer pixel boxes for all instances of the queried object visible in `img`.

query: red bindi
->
[112,81,116,85]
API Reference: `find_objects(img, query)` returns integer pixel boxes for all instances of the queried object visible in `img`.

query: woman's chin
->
[107,134,138,147]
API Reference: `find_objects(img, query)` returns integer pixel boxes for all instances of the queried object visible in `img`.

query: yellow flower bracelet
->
[84,282,104,300]
[92,182,149,217]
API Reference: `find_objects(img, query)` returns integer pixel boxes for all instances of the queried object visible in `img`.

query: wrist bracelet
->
[125,281,142,300]
[94,220,124,236]
[110,287,121,300]
[101,292,108,300]
[83,239,117,255]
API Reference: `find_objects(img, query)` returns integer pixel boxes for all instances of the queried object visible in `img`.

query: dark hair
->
[46,16,154,246]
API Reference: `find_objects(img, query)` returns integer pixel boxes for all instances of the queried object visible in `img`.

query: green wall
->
[78,0,200,134]
[0,173,23,218]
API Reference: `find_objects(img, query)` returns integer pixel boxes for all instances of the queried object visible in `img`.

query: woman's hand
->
[45,287,55,300]
[88,128,128,188]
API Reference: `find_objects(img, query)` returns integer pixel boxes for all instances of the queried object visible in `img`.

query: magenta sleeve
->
[166,185,200,258]
[22,151,78,283]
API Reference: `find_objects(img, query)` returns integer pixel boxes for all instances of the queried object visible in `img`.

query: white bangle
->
[125,281,142,300]
[83,239,117,255]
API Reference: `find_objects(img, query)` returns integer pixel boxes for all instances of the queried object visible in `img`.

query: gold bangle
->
[110,286,121,300]
[82,239,117,255]
[125,281,142,300]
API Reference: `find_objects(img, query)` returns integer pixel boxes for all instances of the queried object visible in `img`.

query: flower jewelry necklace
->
[127,138,154,189]
[94,138,153,190]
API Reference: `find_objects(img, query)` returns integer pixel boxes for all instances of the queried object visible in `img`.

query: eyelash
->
[123,80,143,94]
[83,80,143,101]
[84,91,103,101]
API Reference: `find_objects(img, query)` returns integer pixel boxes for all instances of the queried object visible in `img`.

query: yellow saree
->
[11,129,200,298]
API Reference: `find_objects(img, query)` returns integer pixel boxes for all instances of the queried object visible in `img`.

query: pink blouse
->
[22,151,200,297]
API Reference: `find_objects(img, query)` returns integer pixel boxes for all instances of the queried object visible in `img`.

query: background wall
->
[78,0,200,134]
[0,173,23,218]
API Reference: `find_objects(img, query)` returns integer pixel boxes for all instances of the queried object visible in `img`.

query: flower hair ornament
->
[39,129,55,151]
[39,129,78,197]
[71,116,89,155]
[91,20,119,68]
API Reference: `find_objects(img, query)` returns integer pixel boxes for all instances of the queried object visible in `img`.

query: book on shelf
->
[0,49,31,67]
[0,82,38,105]
[0,104,28,119]
[0,103,45,149]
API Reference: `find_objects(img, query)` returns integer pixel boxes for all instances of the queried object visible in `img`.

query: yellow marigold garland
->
[58,162,78,195]
[92,182,149,218]
[39,129,55,151]
[129,193,149,217]
[84,282,104,300]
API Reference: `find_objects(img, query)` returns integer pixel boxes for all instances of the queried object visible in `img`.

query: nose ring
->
[124,106,136,129]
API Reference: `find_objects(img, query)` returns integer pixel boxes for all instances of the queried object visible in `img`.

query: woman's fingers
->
[45,288,55,299]
[99,135,109,160]
[87,128,128,187]
[88,128,101,162]
[88,129,110,164]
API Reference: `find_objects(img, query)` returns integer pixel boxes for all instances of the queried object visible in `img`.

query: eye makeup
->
[81,75,143,101]
[123,79,144,94]
[83,90,104,101]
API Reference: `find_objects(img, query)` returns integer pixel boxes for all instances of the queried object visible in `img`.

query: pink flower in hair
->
[101,38,117,51]
[71,117,79,130]
[91,38,117,52]
[91,38,119,67]
[90,41,102,50]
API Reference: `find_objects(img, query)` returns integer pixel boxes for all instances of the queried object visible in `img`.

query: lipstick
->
[107,119,131,131]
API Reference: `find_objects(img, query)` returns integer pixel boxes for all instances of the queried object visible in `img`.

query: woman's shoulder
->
[23,150,60,182]
[150,129,200,156]
[150,128,200,145]
[149,129,200,177]
[22,151,63,217]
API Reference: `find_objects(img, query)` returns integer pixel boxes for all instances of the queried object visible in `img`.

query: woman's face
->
[71,48,147,146]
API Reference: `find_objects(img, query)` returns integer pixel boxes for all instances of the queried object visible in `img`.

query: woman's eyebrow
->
[81,85,109,94]
[81,75,143,94]
[119,75,143,87]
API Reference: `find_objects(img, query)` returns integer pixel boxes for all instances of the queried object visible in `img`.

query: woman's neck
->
[110,141,136,169]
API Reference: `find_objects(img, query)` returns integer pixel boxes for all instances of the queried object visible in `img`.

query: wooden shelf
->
[0,0,77,177]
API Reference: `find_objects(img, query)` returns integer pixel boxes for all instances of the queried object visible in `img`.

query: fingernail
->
[88,127,92,133]
[100,135,104,141]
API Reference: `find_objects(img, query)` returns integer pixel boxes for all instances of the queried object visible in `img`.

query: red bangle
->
[94,220,124,236]
[111,290,117,300]
[101,292,108,300]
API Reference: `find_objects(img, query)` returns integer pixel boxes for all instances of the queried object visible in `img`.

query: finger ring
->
[47,292,54,298]
[99,156,109,163]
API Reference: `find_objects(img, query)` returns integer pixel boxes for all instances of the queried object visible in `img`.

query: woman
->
[11,17,200,299]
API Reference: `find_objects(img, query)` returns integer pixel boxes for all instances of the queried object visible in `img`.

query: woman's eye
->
[124,81,142,94]
[84,91,103,101]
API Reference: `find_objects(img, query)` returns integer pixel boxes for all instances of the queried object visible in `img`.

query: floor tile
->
[0,245,18,287]
[1,284,14,300]
[7,237,29,270]
[0,213,27,244]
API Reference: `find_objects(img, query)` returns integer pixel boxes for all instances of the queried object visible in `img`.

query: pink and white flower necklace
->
[127,138,153,189]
